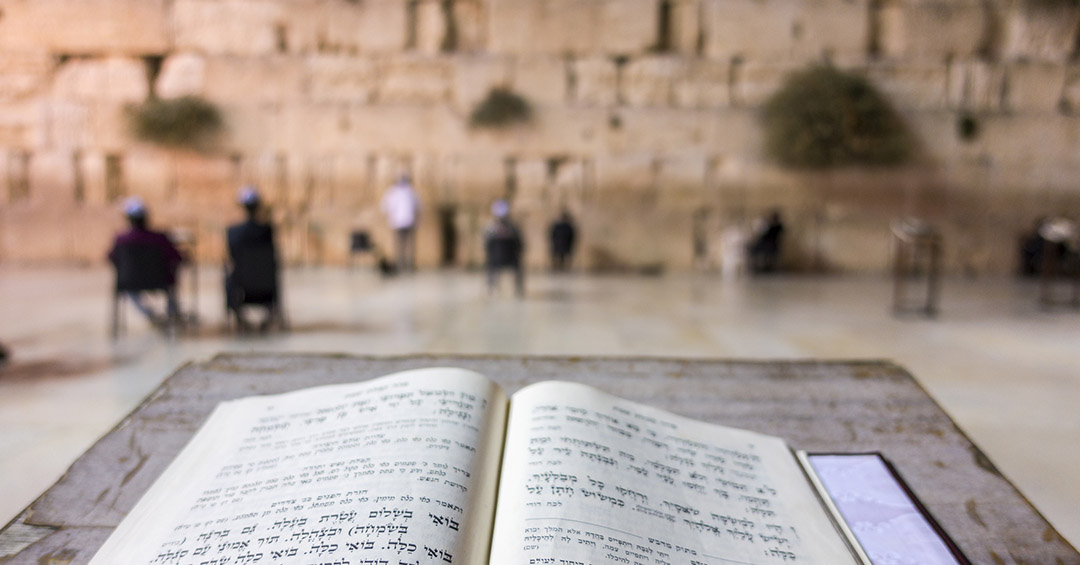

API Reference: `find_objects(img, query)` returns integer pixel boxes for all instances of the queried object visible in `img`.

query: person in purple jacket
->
[108,197,184,327]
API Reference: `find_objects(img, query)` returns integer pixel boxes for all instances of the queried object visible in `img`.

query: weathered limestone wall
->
[1,0,1080,274]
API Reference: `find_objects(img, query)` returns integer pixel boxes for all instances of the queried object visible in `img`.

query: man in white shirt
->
[381,173,421,271]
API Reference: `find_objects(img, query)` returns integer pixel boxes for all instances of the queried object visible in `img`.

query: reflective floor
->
[1,266,1078,548]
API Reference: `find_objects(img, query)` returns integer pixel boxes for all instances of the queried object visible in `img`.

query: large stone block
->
[52,57,149,103]
[513,158,550,206]
[730,60,800,107]
[1005,62,1066,113]
[489,0,658,56]
[379,57,454,104]
[465,106,606,155]
[29,150,78,208]
[452,0,488,53]
[0,51,55,101]
[305,56,377,103]
[947,59,1006,111]
[0,101,39,148]
[621,56,684,107]
[77,151,108,206]
[445,154,508,204]
[417,0,449,55]
[605,108,714,154]
[672,59,729,109]
[155,53,207,99]
[865,62,949,111]
[977,114,1080,172]
[0,0,169,55]
[899,0,987,62]
[1000,3,1080,63]
[124,149,175,205]
[329,154,370,209]
[513,57,568,106]
[286,0,409,55]
[453,56,512,113]
[174,0,287,56]
[595,0,661,55]
[202,56,303,103]
[657,151,707,196]
[670,0,703,55]
[873,0,906,58]
[172,154,239,227]
[702,0,869,63]
[572,57,618,106]
[594,153,655,194]
[342,105,464,153]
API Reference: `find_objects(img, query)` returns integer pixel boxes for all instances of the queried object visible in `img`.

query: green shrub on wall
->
[762,66,915,169]
[127,96,223,149]
[469,88,531,128]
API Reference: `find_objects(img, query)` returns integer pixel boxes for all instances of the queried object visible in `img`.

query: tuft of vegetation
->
[127,96,223,148]
[468,88,531,129]
[762,66,915,169]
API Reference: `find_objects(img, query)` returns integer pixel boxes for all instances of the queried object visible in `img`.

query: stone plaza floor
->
[1,265,1078,548]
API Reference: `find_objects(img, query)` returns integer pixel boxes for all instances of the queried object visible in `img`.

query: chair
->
[891,218,942,317]
[225,243,285,332]
[111,241,178,338]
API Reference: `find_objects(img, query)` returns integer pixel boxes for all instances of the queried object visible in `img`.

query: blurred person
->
[108,197,183,327]
[548,209,577,272]
[226,186,282,332]
[748,209,785,274]
[485,199,525,297]
[1019,217,1048,276]
[381,173,421,272]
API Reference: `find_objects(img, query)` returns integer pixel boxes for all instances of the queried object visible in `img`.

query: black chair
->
[225,244,285,332]
[111,241,178,337]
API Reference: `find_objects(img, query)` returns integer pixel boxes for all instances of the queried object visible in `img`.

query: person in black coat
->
[485,200,525,297]
[225,187,282,331]
[748,209,784,274]
[549,209,577,272]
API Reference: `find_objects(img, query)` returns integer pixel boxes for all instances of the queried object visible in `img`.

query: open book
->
[89,368,960,565]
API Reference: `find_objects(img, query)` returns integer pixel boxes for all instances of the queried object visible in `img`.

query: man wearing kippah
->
[107,197,184,327]
[484,199,525,297]
[225,186,281,331]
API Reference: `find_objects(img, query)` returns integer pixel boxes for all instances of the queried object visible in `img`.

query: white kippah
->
[123,196,146,217]
[238,185,260,205]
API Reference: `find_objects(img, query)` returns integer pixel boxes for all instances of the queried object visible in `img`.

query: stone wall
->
[1,0,1080,274]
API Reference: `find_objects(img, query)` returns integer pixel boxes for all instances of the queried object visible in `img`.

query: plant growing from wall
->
[127,96,223,149]
[762,66,915,168]
[468,88,531,129]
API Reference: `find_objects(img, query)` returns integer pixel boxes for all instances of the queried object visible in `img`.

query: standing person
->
[748,209,785,273]
[108,197,184,327]
[548,209,577,272]
[225,187,282,331]
[381,173,421,272]
[484,200,525,297]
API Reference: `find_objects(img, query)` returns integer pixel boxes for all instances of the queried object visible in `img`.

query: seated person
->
[485,200,525,297]
[225,187,282,331]
[108,197,183,328]
[748,209,784,274]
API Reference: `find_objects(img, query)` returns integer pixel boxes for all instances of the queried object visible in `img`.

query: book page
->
[90,367,507,565]
[489,381,860,565]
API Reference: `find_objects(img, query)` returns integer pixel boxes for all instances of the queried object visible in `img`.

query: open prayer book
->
[89,368,963,565]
